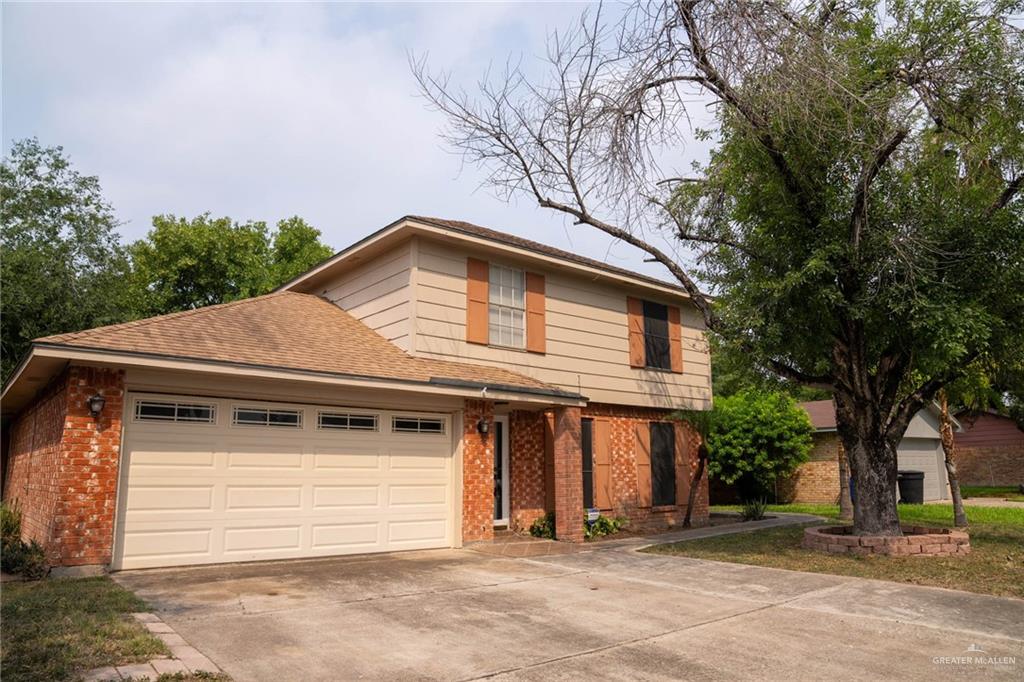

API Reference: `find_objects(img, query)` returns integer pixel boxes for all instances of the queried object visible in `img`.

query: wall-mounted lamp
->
[87,393,106,418]
[476,418,490,436]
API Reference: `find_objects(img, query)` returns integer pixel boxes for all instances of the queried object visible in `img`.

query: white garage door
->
[114,394,454,570]
[897,437,947,502]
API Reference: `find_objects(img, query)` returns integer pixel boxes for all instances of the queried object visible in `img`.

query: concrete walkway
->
[115,519,1023,681]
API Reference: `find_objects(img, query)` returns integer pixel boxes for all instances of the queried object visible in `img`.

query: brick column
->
[552,406,584,543]
[462,399,495,542]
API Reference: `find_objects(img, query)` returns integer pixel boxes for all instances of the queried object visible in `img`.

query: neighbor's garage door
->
[114,394,453,570]
[897,437,947,502]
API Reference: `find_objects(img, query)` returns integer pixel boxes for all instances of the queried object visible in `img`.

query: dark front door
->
[581,418,594,509]
[494,418,505,521]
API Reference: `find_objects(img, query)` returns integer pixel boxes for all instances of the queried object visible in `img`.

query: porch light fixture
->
[476,418,490,436]
[87,393,106,418]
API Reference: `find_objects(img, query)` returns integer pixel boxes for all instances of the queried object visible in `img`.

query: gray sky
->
[3,1,711,283]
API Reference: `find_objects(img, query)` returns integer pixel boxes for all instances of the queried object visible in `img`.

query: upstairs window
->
[488,264,525,348]
[642,301,671,370]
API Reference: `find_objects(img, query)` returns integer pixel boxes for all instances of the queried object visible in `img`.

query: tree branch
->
[987,173,1024,217]
[850,129,908,251]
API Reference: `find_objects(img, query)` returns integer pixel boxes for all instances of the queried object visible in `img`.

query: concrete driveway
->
[114,542,1024,681]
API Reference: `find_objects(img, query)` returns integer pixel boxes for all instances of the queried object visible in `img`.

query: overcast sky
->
[3,1,712,283]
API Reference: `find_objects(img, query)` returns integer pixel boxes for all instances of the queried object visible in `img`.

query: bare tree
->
[414,1,1024,535]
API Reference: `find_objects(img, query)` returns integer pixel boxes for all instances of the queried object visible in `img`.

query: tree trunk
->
[938,391,968,528]
[834,397,903,536]
[683,442,708,528]
[837,445,853,521]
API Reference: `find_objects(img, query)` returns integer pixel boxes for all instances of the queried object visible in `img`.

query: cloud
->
[3,2,710,283]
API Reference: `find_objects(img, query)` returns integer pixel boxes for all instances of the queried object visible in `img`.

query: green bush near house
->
[1,502,49,580]
[584,514,627,540]
[529,512,555,539]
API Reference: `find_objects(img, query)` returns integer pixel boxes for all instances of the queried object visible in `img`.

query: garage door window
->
[318,411,378,431]
[135,400,215,424]
[392,416,446,434]
[232,406,302,428]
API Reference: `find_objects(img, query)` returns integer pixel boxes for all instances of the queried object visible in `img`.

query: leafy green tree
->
[703,391,815,500]
[1,139,134,380]
[710,333,829,401]
[417,0,1024,535]
[130,214,332,315]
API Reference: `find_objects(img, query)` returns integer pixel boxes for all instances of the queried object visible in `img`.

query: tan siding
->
[315,242,413,351]
[413,240,712,409]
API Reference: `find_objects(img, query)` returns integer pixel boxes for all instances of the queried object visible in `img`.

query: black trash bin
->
[897,470,925,504]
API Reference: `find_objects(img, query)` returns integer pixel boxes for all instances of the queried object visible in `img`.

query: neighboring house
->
[778,400,951,504]
[0,216,712,572]
[953,410,1024,487]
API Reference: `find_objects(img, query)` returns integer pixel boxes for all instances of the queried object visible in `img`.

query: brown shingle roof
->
[799,400,837,430]
[37,292,575,397]
[407,216,688,295]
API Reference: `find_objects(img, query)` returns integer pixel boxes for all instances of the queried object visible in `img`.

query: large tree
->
[417,0,1024,534]
[130,214,332,315]
[0,139,134,380]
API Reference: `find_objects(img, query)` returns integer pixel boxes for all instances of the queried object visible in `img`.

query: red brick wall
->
[509,410,546,530]
[553,406,584,542]
[2,366,125,567]
[506,403,710,535]
[954,445,1024,487]
[461,399,495,543]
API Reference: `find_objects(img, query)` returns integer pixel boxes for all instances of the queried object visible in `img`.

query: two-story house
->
[1,216,712,572]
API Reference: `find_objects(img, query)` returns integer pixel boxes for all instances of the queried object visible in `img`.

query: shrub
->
[584,514,627,540]
[740,498,769,521]
[1,501,49,580]
[706,391,815,498]
[529,512,555,539]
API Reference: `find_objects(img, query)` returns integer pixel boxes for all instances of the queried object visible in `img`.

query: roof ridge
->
[36,291,298,343]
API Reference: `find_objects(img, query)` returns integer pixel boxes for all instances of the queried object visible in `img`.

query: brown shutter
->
[635,422,652,507]
[593,418,612,510]
[466,257,489,345]
[544,411,556,511]
[525,272,546,354]
[627,297,645,368]
[668,305,684,374]
[674,422,690,507]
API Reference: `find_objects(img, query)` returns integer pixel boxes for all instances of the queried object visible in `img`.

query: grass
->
[645,503,1024,599]
[961,485,1024,502]
[1,576,168,682]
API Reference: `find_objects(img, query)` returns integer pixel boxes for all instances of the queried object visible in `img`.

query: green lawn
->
[961,485,1024,502]
[1,576,168,682]
[645,504,1024,599]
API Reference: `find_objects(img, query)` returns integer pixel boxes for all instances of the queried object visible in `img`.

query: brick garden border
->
[802,525,971,557]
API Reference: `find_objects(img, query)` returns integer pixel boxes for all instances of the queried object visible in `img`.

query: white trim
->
[494,415,510,525]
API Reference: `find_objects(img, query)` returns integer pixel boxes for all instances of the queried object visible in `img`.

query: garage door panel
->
[117,394,454,569]
[226,485,303,511]
[312,485,380,509]
[311,522,381,550]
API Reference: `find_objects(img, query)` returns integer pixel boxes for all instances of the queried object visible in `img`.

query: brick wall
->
[461,399,495,542]
[954,445,1024,487]
[2,366,124,567]
[776,433,843,504]
[505,403,710,536]
[552,406,584,542]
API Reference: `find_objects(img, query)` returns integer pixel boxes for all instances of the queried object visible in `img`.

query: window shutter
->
[525,272,546,354]
[466,257,489,345]
[593,418,612,509]
[668,305,684,373]
[544,411,556,511]
[674,422,690,507]
[635,422,652,507]
[627,297,645,368]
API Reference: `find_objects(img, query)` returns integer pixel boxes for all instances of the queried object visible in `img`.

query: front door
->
[493,416,510,525]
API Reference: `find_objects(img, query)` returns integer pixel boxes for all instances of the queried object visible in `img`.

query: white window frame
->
[231,405,303,429]
[133,399,217,425]
[391,415,447,435]
[488,263,526,349]
[317,410,379,432]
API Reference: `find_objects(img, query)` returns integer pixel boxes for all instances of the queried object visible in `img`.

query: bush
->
[529,512,555,539]
[706,391,815,497]
[1,502,49,580]
[584,514,627,540]
[740,498,769,521]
